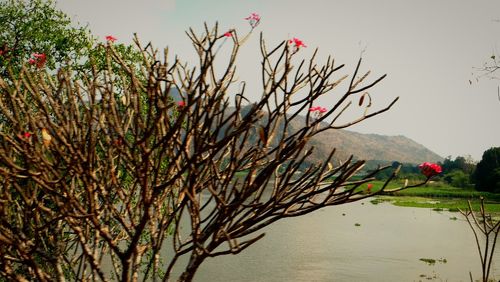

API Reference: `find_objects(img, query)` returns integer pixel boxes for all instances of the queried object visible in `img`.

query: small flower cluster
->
[105,35,117,43]
[20,132,32,139]
[419,162,442,178]
[289,37,307,49]
[289,37,307,54]
[367,183,373,191]
[309,106,327,114]
[28,53,46,68]
[244,12,261,28]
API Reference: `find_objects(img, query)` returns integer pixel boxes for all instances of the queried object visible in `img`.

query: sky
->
[56,0,500,161]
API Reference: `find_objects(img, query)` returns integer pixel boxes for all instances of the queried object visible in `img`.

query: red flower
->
[244,12,261,28]
[419,162,442,178]
[367,183,373,191]
[177,101,186,107]
[28,53,46,68]
[19,131,32,141]
[309,106,327,114]
[0,44,9,56]
[289,37,307,49]
[105,35,117,42]
[224,31,232,37]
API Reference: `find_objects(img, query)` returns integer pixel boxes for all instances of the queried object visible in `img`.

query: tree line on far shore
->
[367,147,500,193]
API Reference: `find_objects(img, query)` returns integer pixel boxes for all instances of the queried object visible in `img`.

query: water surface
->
[195,200,500,281]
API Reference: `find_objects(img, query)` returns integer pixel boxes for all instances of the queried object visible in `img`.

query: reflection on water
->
[194,199,500,282]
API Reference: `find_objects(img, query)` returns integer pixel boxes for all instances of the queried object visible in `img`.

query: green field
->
[362,180,500,213]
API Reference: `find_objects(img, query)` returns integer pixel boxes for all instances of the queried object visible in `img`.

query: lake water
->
[193,199,500,282]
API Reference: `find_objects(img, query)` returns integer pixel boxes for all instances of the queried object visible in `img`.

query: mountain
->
[308,129,443,164]
[172,95,442,165]
[258,112,443,165]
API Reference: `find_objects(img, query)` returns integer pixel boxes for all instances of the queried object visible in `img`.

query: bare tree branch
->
[0,25,421,281]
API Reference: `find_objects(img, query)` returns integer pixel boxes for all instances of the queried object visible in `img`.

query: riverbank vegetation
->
[361,152,500,212]
[366,149,500,194]
[362,180,500,212]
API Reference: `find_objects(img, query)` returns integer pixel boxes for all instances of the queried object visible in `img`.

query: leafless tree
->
[0,24,425,281]
[472,53,500,103]
[460,198,500,282]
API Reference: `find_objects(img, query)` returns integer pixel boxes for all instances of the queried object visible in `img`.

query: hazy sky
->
[56,0,500,161]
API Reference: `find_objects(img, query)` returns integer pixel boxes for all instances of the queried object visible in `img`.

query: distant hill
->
[308,130,443,164]
[288,115,443,165]
[170,93,442,165]
[246,110,443,165]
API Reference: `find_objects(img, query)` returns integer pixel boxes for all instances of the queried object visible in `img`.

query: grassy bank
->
[371,196,500,213]
[364,180,500,213]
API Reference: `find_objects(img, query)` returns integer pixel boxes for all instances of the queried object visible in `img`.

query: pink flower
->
[309,106,327,114]
[419,162,442,178]
[244,12,261,28]
[177,101,186,107]
[28,53,46,68]
[244,12,260,21]
[289,37,307,50]
[367,183,373,191]
[105,35,117,42]
[224,31,232,37]
[19,131,32,140]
